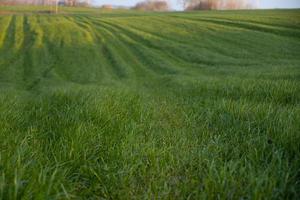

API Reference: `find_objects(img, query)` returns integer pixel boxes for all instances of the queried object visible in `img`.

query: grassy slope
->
[0,6,300,199]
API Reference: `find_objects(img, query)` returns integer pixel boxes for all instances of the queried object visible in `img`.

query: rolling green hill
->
[0,6,300,199]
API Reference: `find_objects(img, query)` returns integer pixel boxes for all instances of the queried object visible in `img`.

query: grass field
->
[0,6,300,199]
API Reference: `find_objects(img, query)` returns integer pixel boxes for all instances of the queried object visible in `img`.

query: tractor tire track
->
[74,15,153,79]
[0,16,20,83]
[171,16,300,39]
[90,18,181,74]
[0,16,12,49]
[95,17,246,68]
[64,16,122,82]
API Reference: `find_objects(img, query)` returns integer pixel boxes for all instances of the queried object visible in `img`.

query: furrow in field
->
[172,16,300,39]
[94,18,181,75]
[89,17,192,70]
[85,18,135,80]
[76,15,180,80]
[82,15,179,73]
[68,17,125,80]
[109,17,198,47]
[29,15,106,85]
[37,16,90,85]
[101,44,129,79]
[0,16,12,49]
[95,16,199,58]
[195,15,300,31]
[0,15,28,87]
[155,16,298,64]
[27,15,68,88]
[22,15,43,90]
[13,15,24,50]
[149,16,261,58]
[98,18,249,68]
[64,15,126,82]
[1,15,16,49]
[100,16,246,66]
[22,16,34,89]
[0,15,22,84]
[74,16,159,81]
[103,16,250,62]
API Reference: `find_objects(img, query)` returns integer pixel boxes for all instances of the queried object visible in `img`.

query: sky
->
[94,0,300,10]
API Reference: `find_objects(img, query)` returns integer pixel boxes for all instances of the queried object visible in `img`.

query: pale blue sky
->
[94,0,300,10]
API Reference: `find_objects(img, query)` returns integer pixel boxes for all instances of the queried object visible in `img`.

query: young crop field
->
[0,6,299,199]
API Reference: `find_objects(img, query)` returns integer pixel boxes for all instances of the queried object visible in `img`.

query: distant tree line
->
[180,0,258,10]
[133,0,170,11]
[0,0,91,6]
[131,0,257,12]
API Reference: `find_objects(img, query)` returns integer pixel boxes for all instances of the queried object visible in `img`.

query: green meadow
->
[0,6,299,199]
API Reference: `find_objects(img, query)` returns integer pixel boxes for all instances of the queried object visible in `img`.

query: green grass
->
[0,6,300,199]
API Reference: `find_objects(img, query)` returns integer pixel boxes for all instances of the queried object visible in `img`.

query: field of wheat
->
[0,6,299,199]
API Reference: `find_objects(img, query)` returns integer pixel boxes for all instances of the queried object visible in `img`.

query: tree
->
[0,0,91,6]
[181,0,258,11]
[133,0,170,11]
